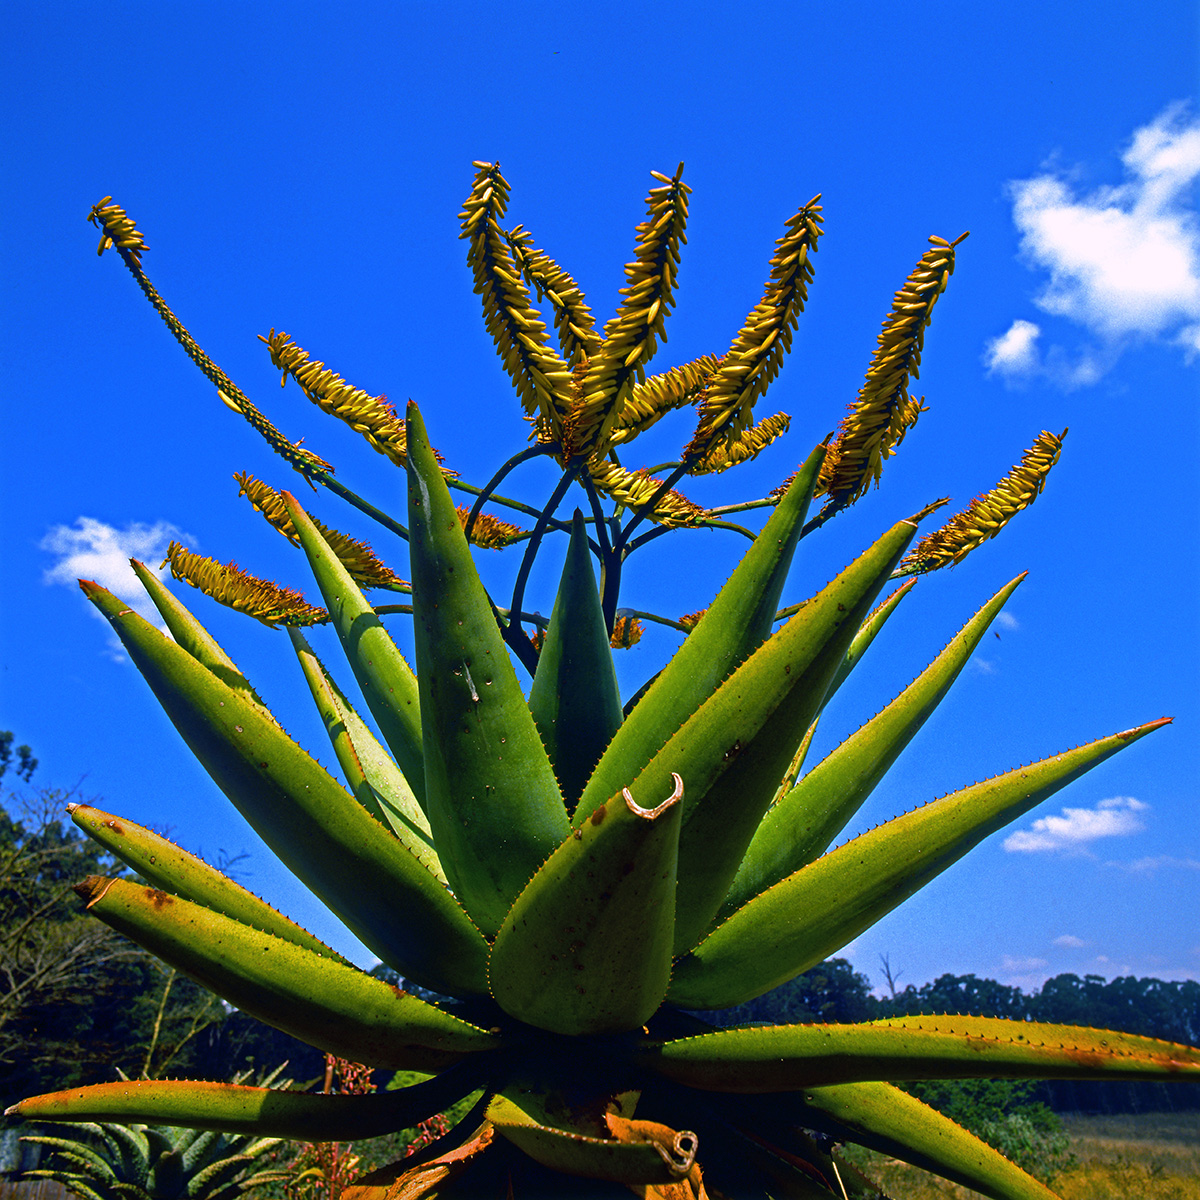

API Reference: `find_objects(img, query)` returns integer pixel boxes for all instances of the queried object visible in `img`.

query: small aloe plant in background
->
[7,164,1195,1199]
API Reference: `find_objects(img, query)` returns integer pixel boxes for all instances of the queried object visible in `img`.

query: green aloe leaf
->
[574,442,827,826]
[527,511,624,810]
[768,576,920,805]
[280,493,425,803]
[668,717,1170,1009]
[783,1081,1059,1200]
[75,875,499,1070]
[489,778,683,1034]
[487,1083,698,1185]
[406,401,570,935]
[622,514,920,955]
[131,559,275,721]
[68,803,354,966]
[286,628,443,882]
[8,1064,488,1140]
[79,581,489,996]
[722,574,1025,918]
[642,1015,1200,1091]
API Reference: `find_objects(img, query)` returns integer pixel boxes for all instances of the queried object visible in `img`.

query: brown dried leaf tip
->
[897,429,1067,574]
[162,543,328,628]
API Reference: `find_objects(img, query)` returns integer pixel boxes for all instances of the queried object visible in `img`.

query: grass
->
[842,1111,1200,1199]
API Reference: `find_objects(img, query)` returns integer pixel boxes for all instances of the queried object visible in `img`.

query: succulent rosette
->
[9,167,1193,1200]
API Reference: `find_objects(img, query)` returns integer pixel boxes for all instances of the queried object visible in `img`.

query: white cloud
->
[1111,854,1200,874]
[42,518,191,645]
[1001,955,1048,971]
[1053,934,1086,948]
[1003,795,1148,853]
[995,611,1020,632]
[984,318,1042,377]
[989,103,1200,384]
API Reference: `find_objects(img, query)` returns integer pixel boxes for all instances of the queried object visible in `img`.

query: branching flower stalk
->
[14,171,1187,1200]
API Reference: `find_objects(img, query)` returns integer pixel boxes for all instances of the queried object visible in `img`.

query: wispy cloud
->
[42,517,191,649]
[1053,934,1086,948]
[988,103,1200,386]
[1109,854,1200,874]
[1003,796,1147,853]
[995,611,1020,632]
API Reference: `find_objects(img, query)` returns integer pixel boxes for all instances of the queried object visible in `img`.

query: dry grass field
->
[845,1111,1200,1199]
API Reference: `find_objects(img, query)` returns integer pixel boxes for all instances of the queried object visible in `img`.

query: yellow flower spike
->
[88,197,149,266]
[259,330,411,468]
[162,543,328,628]
[896,429,1067,575]
[685,197,823,459]
[572,166,692,458]
[678,610,706,632]
[504,225,602,369]
[607,354,723,449]
[587,459,707,528]
[688,413,791,476]
[85,196,332,480]
[459,163,574,446]
[818,233,969,508]
[610,615,645,649]
[454,504,526,550]
[234,473,408,591]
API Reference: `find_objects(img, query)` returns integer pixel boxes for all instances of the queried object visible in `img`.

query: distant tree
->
[704,958,877,1026]
[0,733,37,785]
[880,972,1028,1020]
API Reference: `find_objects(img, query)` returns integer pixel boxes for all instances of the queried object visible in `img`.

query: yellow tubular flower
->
[234,474,408,591]
[685,197,823,459]
[572,166,692,458]
[459,163,574,445]
[454,505,526,550]
[587,459,707,528]
[85,199,332,480]
[818,233,968,508]
[606,355,723,449]
[87,197,149,267]
[609,615,645,649]
[162,544,327,628]
[504,226,601,369]
[678,610,706,632]
[260,331,409,468]
[896,429,1067,574]
[688,412,791,476]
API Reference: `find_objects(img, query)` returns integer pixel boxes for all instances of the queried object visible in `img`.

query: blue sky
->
[3,1,1197,997]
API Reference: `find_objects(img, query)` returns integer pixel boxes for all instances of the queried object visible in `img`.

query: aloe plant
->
[7,165,1195,1200]
[17,1068,292,1200]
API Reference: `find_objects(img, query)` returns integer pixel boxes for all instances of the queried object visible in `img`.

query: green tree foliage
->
[706,957,876,1026]
[0,738,322,1109]
[901,1080,1075,1182]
